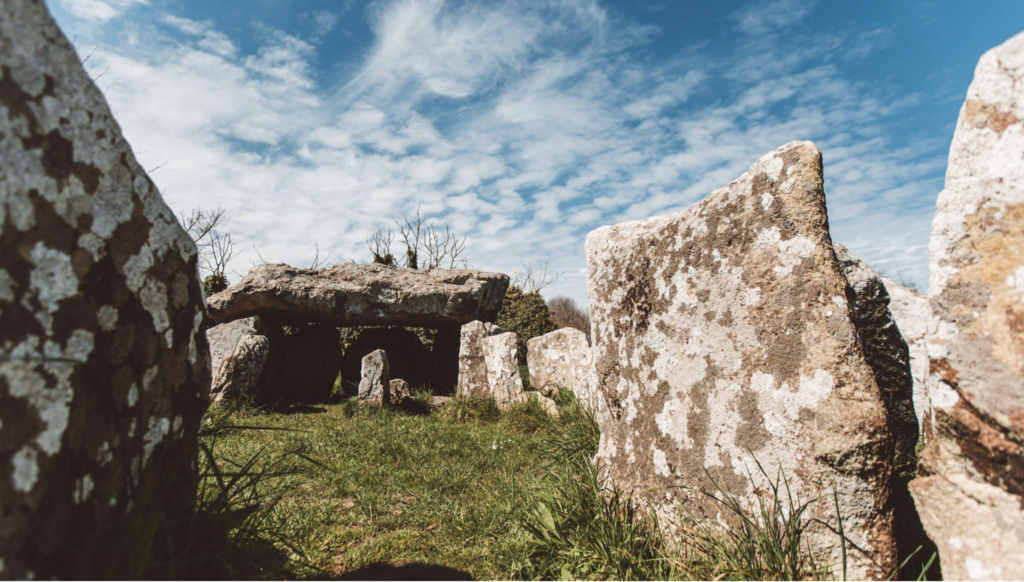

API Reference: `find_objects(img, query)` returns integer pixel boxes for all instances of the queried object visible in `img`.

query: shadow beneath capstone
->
[328,562,474,580]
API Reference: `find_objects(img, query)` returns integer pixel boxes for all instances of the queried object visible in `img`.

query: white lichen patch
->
[73,474,94,503]
[653,447,671,477]
[97,305,118,331]
[12,446,38,492]
[142,416,171,464]
[187,308,204,364]
[655,397,694,449]
[761,192,774,210]
[29,243,78,331]
[127,384,138,407]
[0,269,16,302]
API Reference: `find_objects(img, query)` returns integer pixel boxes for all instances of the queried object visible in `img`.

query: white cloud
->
[58,0,146,23]
[59,0,944,306]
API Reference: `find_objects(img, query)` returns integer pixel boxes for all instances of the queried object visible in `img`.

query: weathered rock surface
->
[208,317,270,402]
[586,141,895,579]
[456,320,504,399]
[359,349,390,406]
[207,263,509,327]
[268,324,340,403]
[834,244,919,462]
[482,331,524,405]
[880,277,930,429]
[389,378,411,403]
[0,1,210,577]
[526,328,605,415]
[911,31,1024,581]
[340,327,429,395]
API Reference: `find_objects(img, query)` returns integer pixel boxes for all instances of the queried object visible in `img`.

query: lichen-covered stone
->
[526,328,605,415]
[207,317,270,402]
[207,263,509,328]
[389,378,411,403]
[0,1,210,577]
[456,320,504,399]
[482,332,524,405]
[911,31,1024,581]
[880,277,929,429]
[834,244,919,462]
[586,141,895,579]
[359,349,390,406]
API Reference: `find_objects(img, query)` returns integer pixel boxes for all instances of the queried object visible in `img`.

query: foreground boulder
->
[911,31,1024,581]
[586,141,895,579]
[834,244,919,462]
[456,321,504,399]
[0,1,210,577]
[359,349,390,406]
[526,328,605,415]
[880,277,929,429]
[207,317,270,402]
[207,263,509,327]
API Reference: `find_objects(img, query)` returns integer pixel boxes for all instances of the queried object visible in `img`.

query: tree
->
[180,205,235,283]
[511,260,561,293]
[547,295,591,342]
[367,206,468,269]
[496,285,557,365]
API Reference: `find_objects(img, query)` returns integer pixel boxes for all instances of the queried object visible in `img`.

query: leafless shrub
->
[367,206,469,269]
[512,260,561,293]
[180,206,233,277]
[547,295,591,341]
[367,229,396,266]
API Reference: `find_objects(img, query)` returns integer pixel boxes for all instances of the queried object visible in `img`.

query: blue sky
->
[48,0,1024,304]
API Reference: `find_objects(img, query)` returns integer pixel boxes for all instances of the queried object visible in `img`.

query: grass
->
[192,392,851,580]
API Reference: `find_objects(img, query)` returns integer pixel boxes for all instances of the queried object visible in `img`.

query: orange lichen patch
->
[965,99,1021,135]
[957,201,1024,375]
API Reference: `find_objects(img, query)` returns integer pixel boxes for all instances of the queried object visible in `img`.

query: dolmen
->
[204,263,509,403]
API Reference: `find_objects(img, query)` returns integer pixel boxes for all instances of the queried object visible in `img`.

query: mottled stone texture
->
[359,349,390,406]
[207,317,270,402]
[911,31,1024,581]
[834,244,919,462]
[483,332,524,405]
[389,378,411,403]
[880,277,929,430]
[586,141,895,579]
[0,1,210,578]
[456,320,504,399]
[526,328,605,415]
[207,263,509,328]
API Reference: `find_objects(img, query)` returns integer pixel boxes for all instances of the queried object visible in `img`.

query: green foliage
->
[372,252,395,266]
[496,285,557,364]
[203,272,229,296]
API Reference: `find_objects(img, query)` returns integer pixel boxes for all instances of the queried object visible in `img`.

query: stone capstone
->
[880,277,930,430]
[456,320,504,399]
[526,327,605,416]
[207,317,270,402]
[482,331,524,405]
[910,31,1024,581]
[0,1,210,577]
[586,141,895,579]
[206,263,509,328]
[834,244,920,462]
[359,349,390,406]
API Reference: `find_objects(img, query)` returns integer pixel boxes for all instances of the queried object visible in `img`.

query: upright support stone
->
[910,31,1024,581]
[526,328,606,415]
[586,141,895,579]
[359,349,390,406]
[0,1,210,577]
[207,317,271,402]
[456,320,504,399]
[482,332,524,405]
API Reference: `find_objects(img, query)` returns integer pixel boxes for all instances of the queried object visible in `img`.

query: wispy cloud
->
[58,0,146,23]
[54,0,946,303]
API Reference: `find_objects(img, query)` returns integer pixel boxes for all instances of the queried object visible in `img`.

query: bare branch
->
[512,260,562,293]
[309,243,333,269]
[202,231,235,277]
[366,229,395,266]
[178,205,226,246]
[250,244,268,267]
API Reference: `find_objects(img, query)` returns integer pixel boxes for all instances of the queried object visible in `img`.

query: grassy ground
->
[205,395,587,579]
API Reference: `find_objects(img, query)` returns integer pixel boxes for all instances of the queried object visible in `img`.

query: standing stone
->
[268,324,340,404]
[358,349,390,406]
[0,1,210,578]
[880,277,930,430]
[207,317,270,402]
[526,328,605,415]
[389,378,412,403]
[586,141,895,579]
[456,320,504,399]
[834,244,919,462]
[910,31,1024,581]
[482,332,524,405]
[340,327,429,395]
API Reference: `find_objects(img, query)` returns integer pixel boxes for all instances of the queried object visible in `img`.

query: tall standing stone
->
[482,332,524,405]
[456,320,504,399]
[0,1,210,578]
[586,141,895,579]
[358,349,390,406]
[910,31,1024,581]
